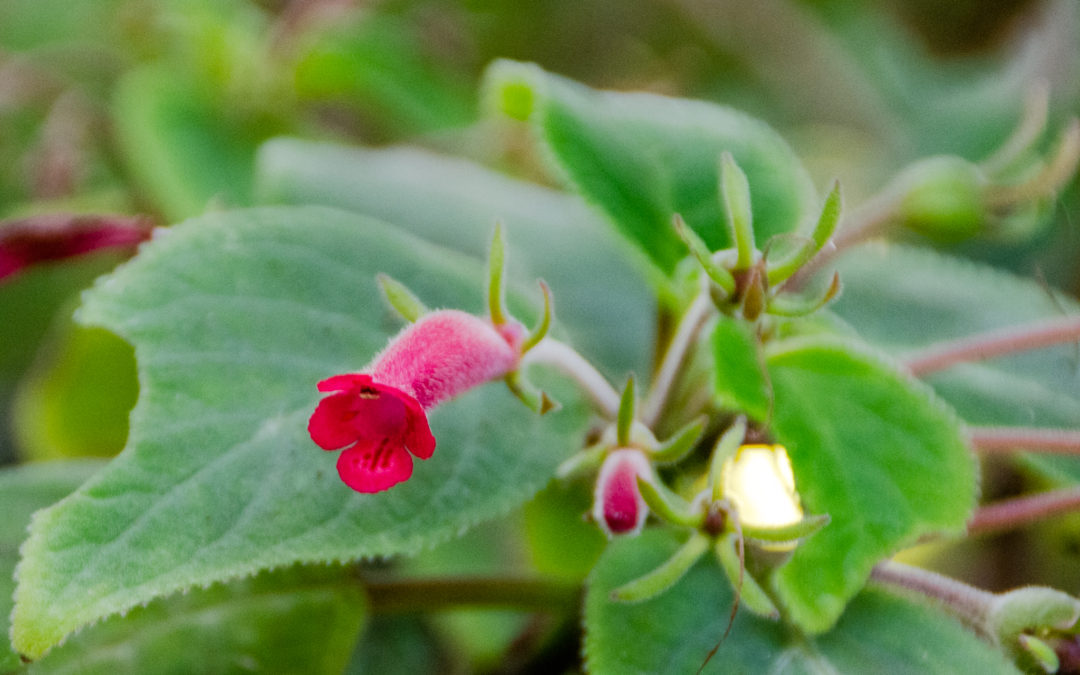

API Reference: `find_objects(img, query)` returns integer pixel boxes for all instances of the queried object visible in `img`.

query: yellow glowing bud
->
[721,444,803,530]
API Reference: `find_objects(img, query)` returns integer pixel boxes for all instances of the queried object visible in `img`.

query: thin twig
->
[525,339,621,418]
[905,316,1080,376]
[970,426,1080,455]
[968,487,1080,536]
[641,289,714,426]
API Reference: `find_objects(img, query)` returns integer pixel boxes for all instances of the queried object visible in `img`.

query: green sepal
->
[521,280,553,353]
[487,222,509,325]
[636,477,705,530]
[710,416,747,501]
[766,271,841,318]
[609,532,710,603]
[649,415,706,465]
[988,586,1080,642]
[767,180,842,286]
[714,533,780,619]
[1017,634,1060,674]
[672,214,736,296]
[742,513,830,545]
[504,370,558,416]
[375,273,428,323]
[616,375,636,447]
[719,153,755,271]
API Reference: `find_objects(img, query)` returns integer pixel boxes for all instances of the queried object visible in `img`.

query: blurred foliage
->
[1,0,1079,672]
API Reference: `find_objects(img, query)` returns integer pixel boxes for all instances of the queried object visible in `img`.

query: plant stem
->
[904,316,1080,376]
[362,575,580,614]
[970,426,1080,454]
[870,560,994,638]
[642,289,714,426]
[525,338,620,417]
[968,487,1080,535]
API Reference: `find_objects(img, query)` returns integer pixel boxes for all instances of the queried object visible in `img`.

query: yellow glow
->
[722,444,803,529]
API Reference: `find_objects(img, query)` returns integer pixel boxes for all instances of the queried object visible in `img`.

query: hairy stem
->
[870,560,994,638]
[968,487,1080,535]
[642,289,714,426]
[362,575,580,613]
[905,316,1080,376]
[525,338,621,417]
[970,426,1080,454]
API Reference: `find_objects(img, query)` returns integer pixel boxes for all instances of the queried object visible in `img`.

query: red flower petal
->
[307,392,361,450]
[404,406,436,460]
[317,373,372,393]
[337,441,414,493]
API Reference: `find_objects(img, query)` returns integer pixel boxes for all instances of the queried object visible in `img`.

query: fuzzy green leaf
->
[712,317,769,421]
[764,336,977,633]
[0,461,103,670]
[830,244,1080,485]
[485,60,817,276]
[11,206,589,659]
[585,529,1019,674]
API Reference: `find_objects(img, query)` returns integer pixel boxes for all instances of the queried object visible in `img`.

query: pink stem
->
[968,487,1080,535]
[970,426,1080,455]
[905,317,1080,376]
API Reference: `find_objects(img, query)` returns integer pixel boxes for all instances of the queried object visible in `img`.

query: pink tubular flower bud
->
[592,449,653,537]
[0,214,150,282]
[309,309,523,493]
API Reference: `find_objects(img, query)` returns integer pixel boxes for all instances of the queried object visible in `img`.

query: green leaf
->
[712,317,769,421]
[255,138,654,379]
[113,66,262,221]
[764,336,977,633]
[30,566,366,675]
[0,460,103,671]
[14,325,137,460]
[485,60,817,276]
[12,206,590,659]
[830,244,1080,483]
[585,529,1020,674]
[523,479,606,582]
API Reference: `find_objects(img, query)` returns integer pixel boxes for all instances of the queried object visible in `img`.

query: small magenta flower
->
[592,448,653,537]
[309,309,524,493]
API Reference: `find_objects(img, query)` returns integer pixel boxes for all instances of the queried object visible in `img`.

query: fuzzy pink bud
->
[309,310,523,493]
[592,449,653,537]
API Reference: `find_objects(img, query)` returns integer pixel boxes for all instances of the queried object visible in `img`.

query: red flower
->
[309,310,522,493]
[308,374,435,493]
[593,449,652,537]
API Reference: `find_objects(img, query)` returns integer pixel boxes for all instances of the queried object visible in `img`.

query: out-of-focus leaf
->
[293,14,473,136]
[14,324,136,460]
[112,66,263,221]
[255,139,654,379]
